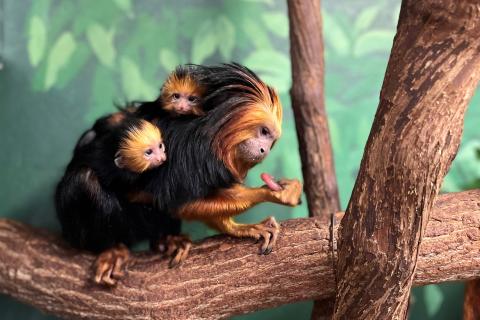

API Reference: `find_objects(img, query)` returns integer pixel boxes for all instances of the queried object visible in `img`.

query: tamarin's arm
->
[177,179,302,220]
[178,180,301,255]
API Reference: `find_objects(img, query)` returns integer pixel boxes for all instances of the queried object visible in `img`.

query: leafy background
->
[0,0,479,319]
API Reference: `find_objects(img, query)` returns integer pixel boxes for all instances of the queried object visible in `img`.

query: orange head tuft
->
[117,120,164,173]
[210,65,283,181]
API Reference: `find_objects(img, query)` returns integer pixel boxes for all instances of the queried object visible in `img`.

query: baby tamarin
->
[135,65,206,120]
[76,65,205,149]
[55,115,166,253]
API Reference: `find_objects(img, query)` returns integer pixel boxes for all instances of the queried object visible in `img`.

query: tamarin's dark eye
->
[261,127,270,136]
[159,143,163,149]
[172,93,180,100]
[144,149,153,156]
[188,96,198,103]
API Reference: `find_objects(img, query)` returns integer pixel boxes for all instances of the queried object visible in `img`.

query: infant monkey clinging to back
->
[56,115,166,265]
[134,65,206,121]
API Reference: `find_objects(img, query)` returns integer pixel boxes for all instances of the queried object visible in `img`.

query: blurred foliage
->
[0,0,479,319]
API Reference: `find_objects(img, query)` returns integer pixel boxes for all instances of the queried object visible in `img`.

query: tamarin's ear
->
[114,151,125,169]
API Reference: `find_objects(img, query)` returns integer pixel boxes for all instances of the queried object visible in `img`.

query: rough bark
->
[464,280,480,320]
[0,191,480,320]
[287,1,340,318]
[287,0,340,222]
[334,1,480,319]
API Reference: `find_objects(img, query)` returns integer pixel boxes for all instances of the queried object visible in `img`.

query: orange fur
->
[178,184,272,220]
[212,72,282,181]
[118,120,162,173]
[161,71,205,116]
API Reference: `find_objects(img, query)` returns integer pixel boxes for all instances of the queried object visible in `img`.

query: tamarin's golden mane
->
[212,69,282,181]
[118,120,162,173]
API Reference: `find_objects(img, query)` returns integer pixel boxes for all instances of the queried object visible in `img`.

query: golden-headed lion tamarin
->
[56,63,302,286]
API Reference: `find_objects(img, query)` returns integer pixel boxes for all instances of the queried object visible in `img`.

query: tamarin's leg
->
[206,216,280,255]
[93,244,131,286]
[150,235,192,268]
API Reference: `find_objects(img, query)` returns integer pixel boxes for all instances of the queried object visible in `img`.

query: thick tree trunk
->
[464,280,480,320]
[334,1,480,319]
[0,191,480,320]
[287,0,340,222]
[288,1,339,316]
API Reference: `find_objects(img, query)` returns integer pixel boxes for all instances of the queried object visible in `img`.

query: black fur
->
[56,63,266,253]
[138,64,268,211]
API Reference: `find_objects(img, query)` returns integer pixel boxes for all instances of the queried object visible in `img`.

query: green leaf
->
[354,6,380,34]
[322,10,350,56]
[113,0,134,18]
[262,12,288,38]
[216,16,236,60]
[243,50,291,93]
[191,20,217,64]
[353,30,395,57]
[424,285,443,317]
[159,49,179,72]
[120,57,157,100]
[44,32,77,90]
[86,23,116,67]
[242,18,273,50]
[56,43,90,89]
[27,16,47,67]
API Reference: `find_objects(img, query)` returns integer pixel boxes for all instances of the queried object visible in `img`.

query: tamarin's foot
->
[245,216,280,255]
[93,244,131,286]
[151,235,192,268]
[206,216,281,255]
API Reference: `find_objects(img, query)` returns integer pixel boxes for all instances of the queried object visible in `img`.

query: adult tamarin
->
[128,63,302,265]
[55,116,172,284]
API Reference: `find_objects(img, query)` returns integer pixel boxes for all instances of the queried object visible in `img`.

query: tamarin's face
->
[208,64,283,181]
[165,90,202,115]
[140,141,166,169]
[237,125,279,164]
[115,121,166,173]
[161,70,204,116]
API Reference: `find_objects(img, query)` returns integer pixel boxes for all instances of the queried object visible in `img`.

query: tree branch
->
[287,1,340,318]
[287,0,340,222]
[334,0,480,318]
[0,191,479,320]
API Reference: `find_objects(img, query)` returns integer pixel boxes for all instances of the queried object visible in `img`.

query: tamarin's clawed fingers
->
[93,244,131,286]
[151,235,192,268]
[267,179,303,207]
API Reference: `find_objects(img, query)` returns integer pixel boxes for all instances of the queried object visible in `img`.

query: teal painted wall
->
[0,0,479,319]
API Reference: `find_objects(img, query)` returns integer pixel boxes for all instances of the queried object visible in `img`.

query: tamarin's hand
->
[266,178,303,206]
